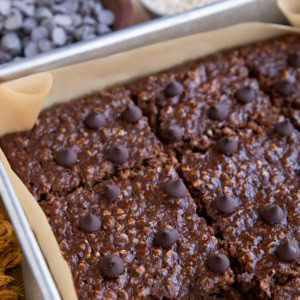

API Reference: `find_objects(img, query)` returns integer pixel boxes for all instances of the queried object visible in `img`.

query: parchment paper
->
[0,73,52,136]
[1,21,300,300]
[278,0,300,27]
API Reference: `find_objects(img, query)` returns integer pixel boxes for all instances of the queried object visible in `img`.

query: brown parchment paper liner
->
[1,22,300,299]
[278,0,300,27]
[0,73,52,136]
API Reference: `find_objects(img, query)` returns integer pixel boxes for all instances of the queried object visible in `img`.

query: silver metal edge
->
[0,160,61,300]
[0,0,283,81]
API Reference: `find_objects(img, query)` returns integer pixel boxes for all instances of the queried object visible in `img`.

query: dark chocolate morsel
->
[262,204,284,225]
[274,80,295,96]
[78,214,101,233]
[104,185,120,201]
[236,87,255,104]
[207,253,230,274]
[288,52,300,67]
[84,112,106,129]
[275,120,294,137]
[217,137,238,155]
[163,125,183,143]
[165,80,184,97]
[55,149,77,167]
[213,195,237,214]
[155,228,179,248]
[123,106,142,123]
[277,240,300,261]
[208,104,228,121]
[164,179,187,198]
[108,144,129,164]
[99,255,125,279]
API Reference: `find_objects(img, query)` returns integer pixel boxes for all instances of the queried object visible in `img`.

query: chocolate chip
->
[96,23,111,35]
[208,104,228,121]
[207,253,230,274]
[99,255,125,279]
[38,39,53,53]
[164,179,187,198]
[4,12,23,31]
[84,112,105,129]
[236,87,255,104]
[0,51,11,64]
[13,2,35,17]
[83,16,96,26]
[74,25,92,40]
[52,4,68,14]
[163,125,183,143]
[82,33,97,41]
[36,7,53,20]
[288,52,300,67]
[0,0,11,16]
[98,9,115,26]
[53,14,72,27]
[104,185,120,201]
[274,80,294,96]
[78,214,100,233]
[0,0,116,65]
[24,41,38,58]
[165,80,184,97]
[108,144,129,164]
[276,240,300,261]
[72,13,82,27]
[23,17,37,34]
[52,27,67,46]
[1,33,21,55]
[123,106,142,123]
[275,120,294,137]
[217,137,238,155]
[155,228,179,248]
[31,26,49,42]
[214,195,237,214]
[40,18,54,32]
[55,149,77,167]
[262,204,284,225]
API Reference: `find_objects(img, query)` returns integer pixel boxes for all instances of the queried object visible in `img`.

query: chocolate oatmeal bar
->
[180,124,300,298]
[127,51,279,155]
[126,50,248,131]
[239,35,300,93]
[0,88,167,200]
[40,166,234,299]
[157,77,277,154]
[240,35,300,129]
[1,35,300,299]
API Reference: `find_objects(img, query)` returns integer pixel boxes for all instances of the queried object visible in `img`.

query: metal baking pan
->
[0,0,286,82]
[0,160,60,300]
[0,1,287,299]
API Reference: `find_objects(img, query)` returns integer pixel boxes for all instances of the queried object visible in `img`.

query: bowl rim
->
[139,0,226,17]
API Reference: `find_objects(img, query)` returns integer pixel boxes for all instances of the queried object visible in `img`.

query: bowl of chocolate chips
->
[0,0,133,64]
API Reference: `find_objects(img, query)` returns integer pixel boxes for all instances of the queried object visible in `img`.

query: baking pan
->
[0,160,61,300]
[0,1,288,299]
[3,22,299,300]
[0,0,286,82]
